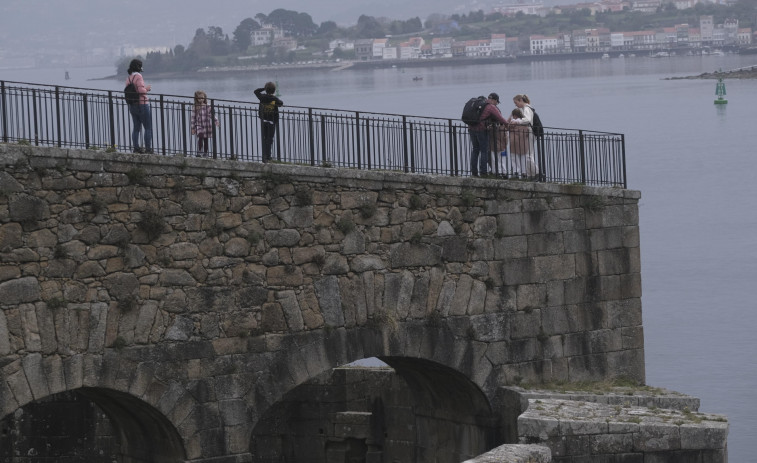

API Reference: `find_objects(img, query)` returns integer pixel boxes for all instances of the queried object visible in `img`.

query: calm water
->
[3,55,757,461]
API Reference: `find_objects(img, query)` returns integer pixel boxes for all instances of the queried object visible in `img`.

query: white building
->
[372,38,388,59]
[328,39,355,51]
[491,34,508,56]
[530,35,559,54]
[252,25,284,46]
[464,40,491,57]
[431,37,453,56]
[700,15,714,43]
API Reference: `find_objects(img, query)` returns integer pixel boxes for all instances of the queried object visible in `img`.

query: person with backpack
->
[254,82,284,163]
[125,59,153,154]
[468,92,508,177]
[510,94,540,179]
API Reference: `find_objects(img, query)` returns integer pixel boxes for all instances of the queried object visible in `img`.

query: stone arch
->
[0,352,206,462]
[0,387,185,462]
[247,322,504,462]
[78,387,186,462]
[249,354,499,463]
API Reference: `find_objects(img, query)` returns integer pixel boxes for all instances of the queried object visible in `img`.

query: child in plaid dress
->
[190,90,219,156]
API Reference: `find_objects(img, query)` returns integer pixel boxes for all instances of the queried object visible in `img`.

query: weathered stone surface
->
[265,229,301,247]
[513,389,727,463]
[314,276,344,327]
[390,243,442,268]
[0,277,41,305]
[0,146,661,462]
[9,194,49,222]
[0,223,23,252]
[463,444,551,463]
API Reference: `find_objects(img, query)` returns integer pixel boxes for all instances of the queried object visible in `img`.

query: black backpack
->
[124,76,139,106]
[461,96,488,126]
[528,105,544,138]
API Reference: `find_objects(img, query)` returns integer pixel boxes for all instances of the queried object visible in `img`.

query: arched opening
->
[250,358,500,463]
[0,388,185,463]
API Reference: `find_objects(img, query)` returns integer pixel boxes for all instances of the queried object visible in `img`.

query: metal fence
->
[0,80,626,188]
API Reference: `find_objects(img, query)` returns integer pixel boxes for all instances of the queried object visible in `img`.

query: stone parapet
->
[499,386,728,463]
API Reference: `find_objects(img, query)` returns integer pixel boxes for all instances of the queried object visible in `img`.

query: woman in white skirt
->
[509,94,539,179]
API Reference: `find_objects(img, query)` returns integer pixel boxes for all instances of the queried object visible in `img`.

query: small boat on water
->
[412,76,423,81]
[601,53,610,59]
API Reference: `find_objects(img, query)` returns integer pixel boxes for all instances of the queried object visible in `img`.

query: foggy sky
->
[0,0,570,53]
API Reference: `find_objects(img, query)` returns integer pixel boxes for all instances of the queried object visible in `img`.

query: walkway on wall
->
[1,80,626,187]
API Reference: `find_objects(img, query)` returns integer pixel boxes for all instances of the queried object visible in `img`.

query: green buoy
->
[714,76,727,105]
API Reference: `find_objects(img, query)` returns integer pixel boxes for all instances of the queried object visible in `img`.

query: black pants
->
[261,120,277,162]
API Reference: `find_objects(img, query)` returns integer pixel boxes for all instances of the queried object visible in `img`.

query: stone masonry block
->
[597,248,631,275]
[634,423,681,452]
[0,310,10,356]
[561,418,609,436]
[511,310,541,340]
[496,212,524,236]
[541,306,571,336]
[528,232,565,257]
[679,422,728,450]
[42,355,66,395]
[518,415,561,439]
[0,277,41,305]
[21,353,50,400]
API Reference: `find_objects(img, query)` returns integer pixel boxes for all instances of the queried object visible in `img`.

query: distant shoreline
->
[92,50,757,82]
[664,67,757,80]
[92,51,623,81]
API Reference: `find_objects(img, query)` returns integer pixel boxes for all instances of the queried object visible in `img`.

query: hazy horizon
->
[0,0,574,57]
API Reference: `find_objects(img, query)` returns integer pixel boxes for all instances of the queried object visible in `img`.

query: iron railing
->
[0,80,626,188]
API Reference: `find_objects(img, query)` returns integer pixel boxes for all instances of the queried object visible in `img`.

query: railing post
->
[83,94,90,149]
[107,91,116,150]
[159,94,165,156]
[363,117,370,171]
[537,133,546,182]
[620,133,627,189]
[227,107,234,161]
[354,112,361,169]
[210,99,217,159]
[448,119,457,176]
[308,108,315,166]
[402,115,409,173]
[409,122,415,173]
[320,116,327,165]
[181,102,188,157]
[32,89,39,145]
[578,129,587,184]
[1,81,7,143]
[55,86,62,147]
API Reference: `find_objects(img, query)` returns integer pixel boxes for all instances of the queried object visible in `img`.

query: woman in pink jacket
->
[125,59,153,154]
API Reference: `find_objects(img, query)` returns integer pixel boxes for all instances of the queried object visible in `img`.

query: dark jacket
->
[470,104,508,132]
[254,88,284,123]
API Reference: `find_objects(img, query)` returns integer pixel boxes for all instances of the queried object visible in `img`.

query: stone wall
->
[0,144,645,461]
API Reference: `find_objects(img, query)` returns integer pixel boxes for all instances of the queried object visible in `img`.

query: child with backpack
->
[190,90,219,157]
